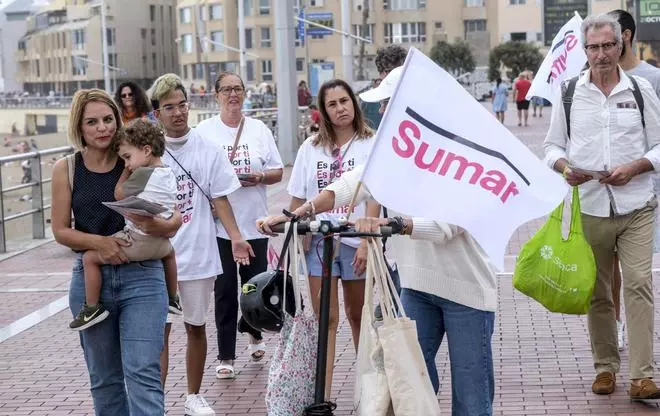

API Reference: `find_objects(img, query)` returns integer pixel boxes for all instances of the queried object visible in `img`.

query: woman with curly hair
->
[114,81,154,125]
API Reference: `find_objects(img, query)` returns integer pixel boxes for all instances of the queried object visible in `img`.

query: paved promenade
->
[2,106,660,415]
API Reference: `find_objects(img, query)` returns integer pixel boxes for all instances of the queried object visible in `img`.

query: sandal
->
[249,342,266,362]
[215,362,235,379]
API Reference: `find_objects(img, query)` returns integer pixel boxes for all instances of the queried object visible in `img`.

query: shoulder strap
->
[562,76,579,140]
[66,152,76,190]
[165,148,213,205]
[627,74,646,129]
[228,117,245,163]
[381,207,389,253]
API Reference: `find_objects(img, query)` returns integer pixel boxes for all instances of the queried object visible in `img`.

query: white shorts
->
[178,276,216,326]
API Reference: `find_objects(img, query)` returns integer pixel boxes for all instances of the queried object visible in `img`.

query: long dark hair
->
[496,78,502,88]
[114,82,152,116]
[313,79,372,151]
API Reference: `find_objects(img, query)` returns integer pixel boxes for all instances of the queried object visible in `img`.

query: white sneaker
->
[617,320,625,351]
[185,394,215,416]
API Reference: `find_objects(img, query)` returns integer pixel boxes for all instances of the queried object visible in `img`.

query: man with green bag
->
[543,14,660,400]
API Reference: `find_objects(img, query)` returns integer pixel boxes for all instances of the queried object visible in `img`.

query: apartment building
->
[0,0,37,93]
[15,0,179,95]
[177,0,630,94]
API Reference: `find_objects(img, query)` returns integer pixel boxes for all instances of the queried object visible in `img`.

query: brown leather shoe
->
[592,372,616,395]
[630,379,660,400]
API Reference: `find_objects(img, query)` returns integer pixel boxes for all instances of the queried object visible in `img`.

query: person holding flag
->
[257,66,498,416]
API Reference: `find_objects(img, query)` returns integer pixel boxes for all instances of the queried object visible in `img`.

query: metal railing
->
[0,146,74,253]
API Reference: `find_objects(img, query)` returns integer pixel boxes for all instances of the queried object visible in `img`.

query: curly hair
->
[114,82,152,116]
[113,119,165,157]
[375,45,408,74]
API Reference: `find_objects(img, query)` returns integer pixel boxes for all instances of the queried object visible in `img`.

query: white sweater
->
[326,166,498,312]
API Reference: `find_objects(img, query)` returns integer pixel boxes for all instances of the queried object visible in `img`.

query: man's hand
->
[239,173,263,188]
[232,239,255,266]
[256,215,288,236]
[563,167,593,187]
[600,164,636,186]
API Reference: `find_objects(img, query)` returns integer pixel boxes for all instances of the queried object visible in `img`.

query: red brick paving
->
[3,111,660,415]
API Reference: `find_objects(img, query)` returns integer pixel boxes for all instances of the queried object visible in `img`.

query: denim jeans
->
[401,288,495,416]
[69,255,168,416]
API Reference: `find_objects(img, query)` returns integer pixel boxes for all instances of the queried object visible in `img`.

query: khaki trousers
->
[582,199,656,380]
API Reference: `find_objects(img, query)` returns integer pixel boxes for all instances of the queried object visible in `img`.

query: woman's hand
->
[95,236,131,265]
[256,215,288,236]
[353,240,368,276]
[354,217,389,234]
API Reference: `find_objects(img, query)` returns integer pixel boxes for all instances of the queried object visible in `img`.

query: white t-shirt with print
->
[287,135,374,248]
[195,116,284,240]
[163,128,241,281]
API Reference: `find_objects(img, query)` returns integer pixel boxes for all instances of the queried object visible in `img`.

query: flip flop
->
[215,363,235,379]
[248,342,266,362]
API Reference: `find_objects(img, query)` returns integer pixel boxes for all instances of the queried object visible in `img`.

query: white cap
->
[359,66,403,102]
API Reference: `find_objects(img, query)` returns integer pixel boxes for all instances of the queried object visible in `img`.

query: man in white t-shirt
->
[149,74,253,416]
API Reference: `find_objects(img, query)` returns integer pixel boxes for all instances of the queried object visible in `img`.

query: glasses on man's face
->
[585,41,618,54]
[121,93,133,98]
[217,86,245,96]
[159,101,190,115]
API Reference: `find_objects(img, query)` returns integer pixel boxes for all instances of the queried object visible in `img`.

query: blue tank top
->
[71,152,125,237]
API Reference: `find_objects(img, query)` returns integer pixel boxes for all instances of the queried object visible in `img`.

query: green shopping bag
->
[513,186,596,315]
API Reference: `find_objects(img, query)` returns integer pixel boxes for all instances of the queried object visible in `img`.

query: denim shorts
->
[305,235,363,280]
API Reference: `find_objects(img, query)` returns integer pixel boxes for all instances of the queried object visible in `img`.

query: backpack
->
[561,73,645,139]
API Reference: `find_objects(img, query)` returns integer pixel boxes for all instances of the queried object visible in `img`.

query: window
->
[58,57,62,73]
[352,24,374,45]
[211,31,225,51]
[261,59,273,81]
[354,0,374,12]
[246,60,255,81]
[179,7,191,24]
[210,4,223,20]
[243,0,253,16]
[47,59,51,74]
[150,5,155,21]
[109,53,117,68]
[509,0,526,4]
[36,60,40,78]
[296,58,305,72]
[259,0,270,15]
[260,27,271,48]
[464,19,487,34]
[465,0,484,6]
[384,0,425,10]
[181,33,193,54]
[384,22,425,43]
[510,32,526,41]
[183,64,188,79]
[198,4,207,20]
[71,55,87,76]
[152,53,157,72]
[141,28,147,40]
[309,0,324,6]
[72,29,85,51]
[245,28,253,49]
[435,21,443,30]
[106,28,116,46]
[194,63,204,79]
[151,28,156,46]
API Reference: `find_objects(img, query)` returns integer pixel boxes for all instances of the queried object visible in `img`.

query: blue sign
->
[309,62,335,96]
[306,12,333,37]
[297,8,305,45]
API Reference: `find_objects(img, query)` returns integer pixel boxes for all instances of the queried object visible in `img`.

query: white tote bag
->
[367,238,442,416]
[353,244,395,416]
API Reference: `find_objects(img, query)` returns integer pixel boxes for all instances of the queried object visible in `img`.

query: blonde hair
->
[68,89,122,150]
[148,73,188,110]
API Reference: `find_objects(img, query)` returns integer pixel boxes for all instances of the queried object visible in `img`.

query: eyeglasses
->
[159,102,190,115]
[217,86,245,96]
[585,41,618,53]
[121,93,133,98]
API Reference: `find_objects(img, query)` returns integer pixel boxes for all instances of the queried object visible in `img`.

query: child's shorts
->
[113,228,172,261]
[304,235,364,280]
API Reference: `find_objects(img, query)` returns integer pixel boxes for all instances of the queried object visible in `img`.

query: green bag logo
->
[539,244,578,272]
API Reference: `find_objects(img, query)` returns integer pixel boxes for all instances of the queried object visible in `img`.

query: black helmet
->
[240,270,296,333]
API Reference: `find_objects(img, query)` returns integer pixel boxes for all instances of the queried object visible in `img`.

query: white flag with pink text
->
[526,12,587,104]
[360,48,568,270]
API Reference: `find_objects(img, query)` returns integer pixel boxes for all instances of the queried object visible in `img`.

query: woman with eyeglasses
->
[195,72,284,380]
[283,78,379,399]
[114,81,155,125]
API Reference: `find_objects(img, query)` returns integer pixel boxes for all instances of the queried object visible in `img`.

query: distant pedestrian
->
[492,77,508,123]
